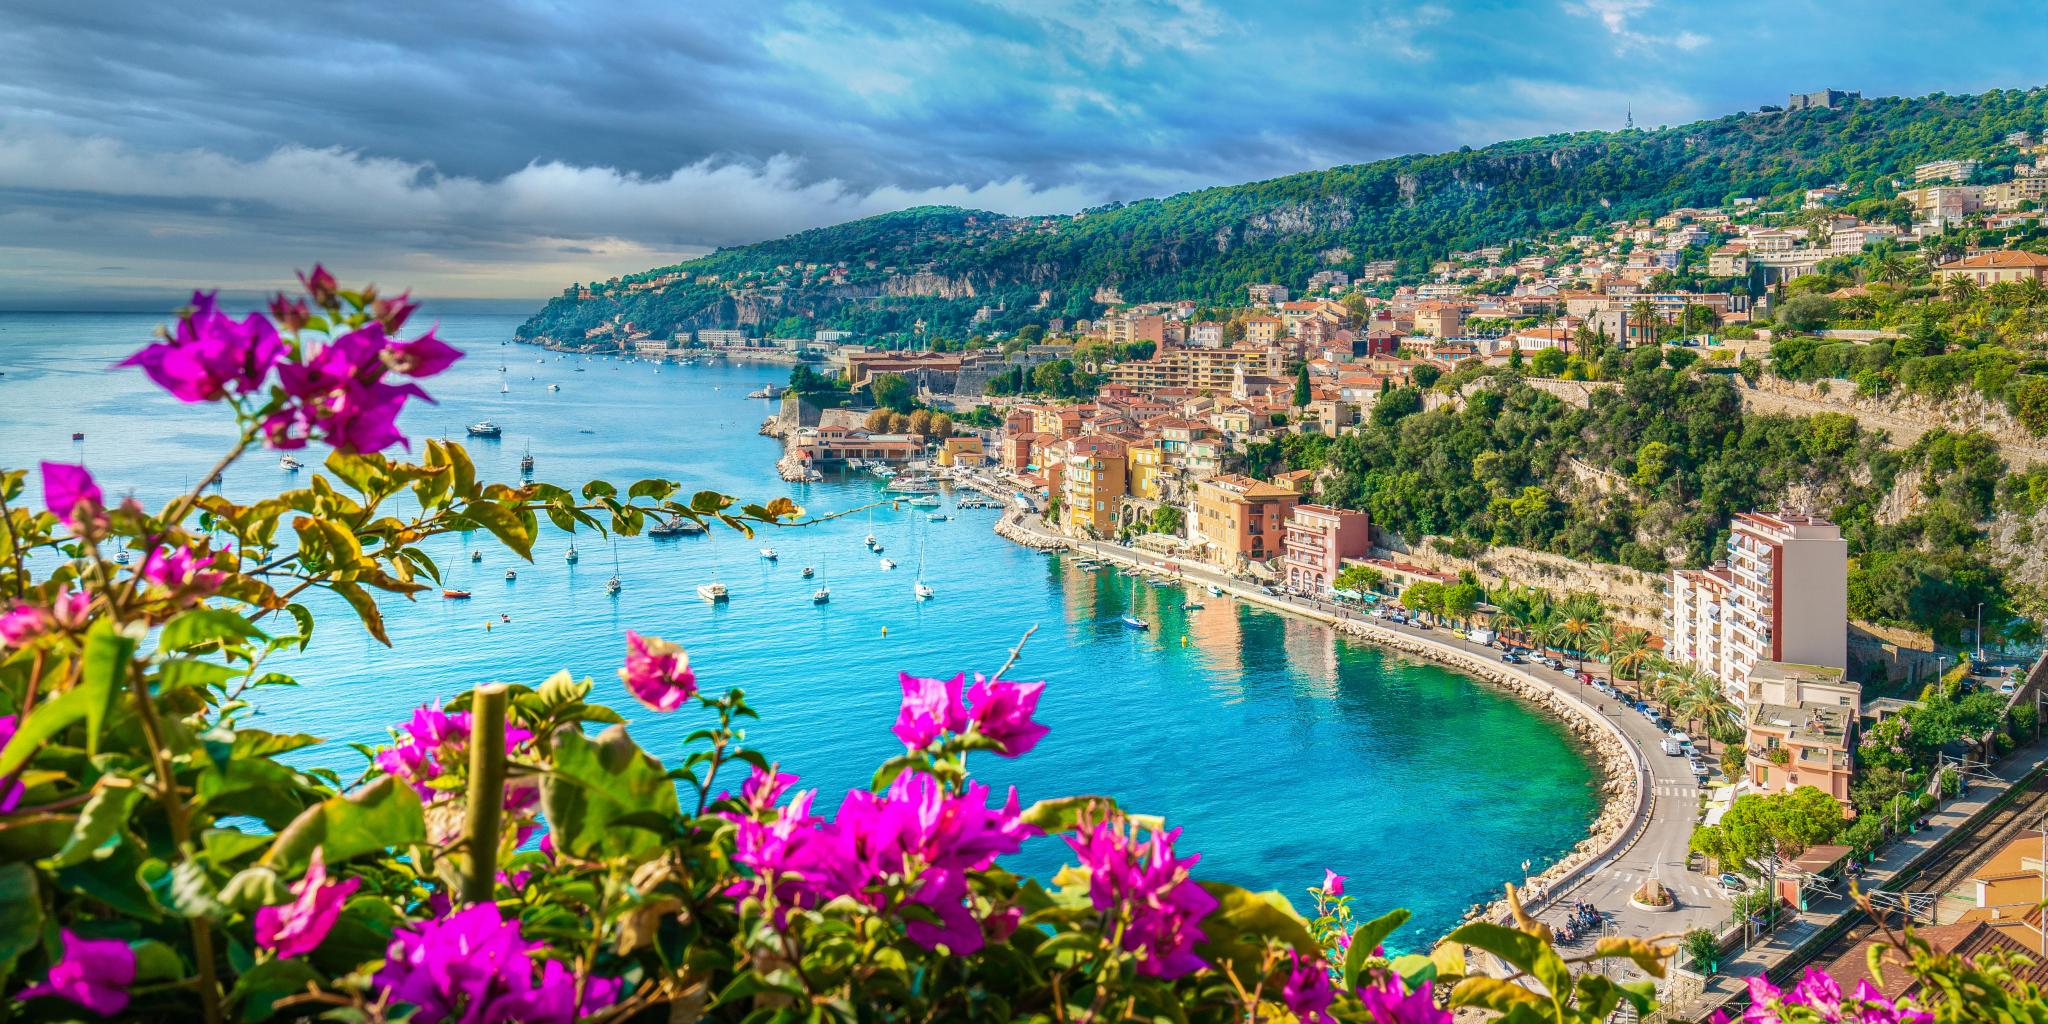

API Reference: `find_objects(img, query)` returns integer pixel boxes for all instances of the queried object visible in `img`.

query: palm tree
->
[1558,616,1594,671]
[1941,274,1978,307]
[1608,629,1656,684]
[1628,299,1658,351]
[1869,251,1908,287]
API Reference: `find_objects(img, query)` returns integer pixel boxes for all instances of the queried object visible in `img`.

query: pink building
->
[1281,504,1372,594]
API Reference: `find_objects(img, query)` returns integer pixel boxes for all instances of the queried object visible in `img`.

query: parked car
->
[1718,873,1748,893]
[1501,652,1524,664]
[2001,680,2018,695]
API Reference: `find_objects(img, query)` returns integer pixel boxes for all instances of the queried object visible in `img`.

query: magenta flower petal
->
[893,672,968,749]
[1280,949,1337,1024]
[388,328,462,377]
[620,631,696,711]
[1357,976,1449,1024]
[254,848,361,959]
[965,675,1048,756]
[1063,817,1216,978]
[1323,868,1346,896]
[40,462,101,527]
[18,929,135,1018]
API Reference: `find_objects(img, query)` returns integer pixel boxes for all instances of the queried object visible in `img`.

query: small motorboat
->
[114,551,129,565]
[443,589,472,600]
[759,547,778,560]
[812,587,830,605]
[864,533,877,548]
[906,495,940,508]
[548,384,561,392]
[504,570,517,581]
[467,421,502,438]
[800,566,815,579]
[1121,616,1150,630]
[1182,601,1205,611]
[698,582,729,603]
[927,513,949,522]
[1207,584,1223,597]
[471,551,483,563]
[605,575,622,595]
[879,558,897,571]
[71,432,84,441]
[565,545,579,563]
[914,581,935,601]
[280,455,304,472]
[871,543,884,554]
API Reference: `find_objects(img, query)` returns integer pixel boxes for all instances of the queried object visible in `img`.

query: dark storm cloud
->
[1,0,2045,302]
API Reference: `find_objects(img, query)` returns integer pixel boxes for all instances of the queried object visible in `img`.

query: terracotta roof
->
[1822,921,2048,1001]
[1945,250,2048,269]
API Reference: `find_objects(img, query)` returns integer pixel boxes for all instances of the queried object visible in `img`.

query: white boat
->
[1182,601,1205,611]
[605,575,622,594]
[1207,584,1223,597]
[504,569,517,581]
[927,513,949,522]
[864,533,878,548]
[279,455,303,472]
[471,550,483,563]
[467,421,502,438]
[906,495,940,508]
[564,545,579,563]
[698,582,729,603]
[914,581,935,601]
[800,566,815,579]
[879,558,897,571]
[548,384,561,392]
[1121,616,1150,630]
[812,587,830,605]
[759,547,778,560]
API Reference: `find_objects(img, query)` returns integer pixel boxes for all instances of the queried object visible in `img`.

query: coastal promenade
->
[988,505,1731,966]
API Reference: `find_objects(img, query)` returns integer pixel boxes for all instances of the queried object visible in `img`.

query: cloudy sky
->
[3,0,2045,308]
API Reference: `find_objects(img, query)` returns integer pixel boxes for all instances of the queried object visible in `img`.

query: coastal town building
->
[1937,250,2048,286]
[1192,474,1301,572]
[1667,512,1847,703]
[1057,435,1129,537]
[1280,505,1372,594]
[1745,696,1856,811]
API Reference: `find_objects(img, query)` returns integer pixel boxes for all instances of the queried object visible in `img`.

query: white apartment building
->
[1667,512,1848,704]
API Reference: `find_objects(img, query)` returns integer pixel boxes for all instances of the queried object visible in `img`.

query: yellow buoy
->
[881,626,889,637]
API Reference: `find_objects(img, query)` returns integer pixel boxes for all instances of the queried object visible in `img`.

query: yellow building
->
[1193,474,1301,569]
[1128,440,1165,500]
[1058,435,1129,536]
[935,436,985,467]
[1243,316,1283,344]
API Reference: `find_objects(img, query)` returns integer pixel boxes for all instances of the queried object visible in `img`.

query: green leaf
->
[42,777,145,869]
[328,581,388,646]
[1193,882,1318,976]
[463,501,535,559]
[229,955,322,1022]
[161,608,268,651]
[78,617,138,755]
[1445,921,1570,998]
[1344,908,1412,989]
[162,858,224,919]
[158,659,243,693]
[0,686,90,777]
[540,726,680,862]
[1017,795,1124,835]
[1448,976,1545,1014]
[0,863,42,977]
[1591,936,1671,979]
[131,939,183,983]
[1390,953,1437,987]
[263,776,426,874]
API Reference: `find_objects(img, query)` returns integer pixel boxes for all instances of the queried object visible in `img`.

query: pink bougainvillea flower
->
[1848,981,1931,1024]
[1357,975,1449,1024]
[1280,950,1337,1024]
[298,264,339,306]
[263,321,458,454]
[268,293,312,333]
[373,701,532,798]
[1790,967,1842,1018]
[254,848,361,959]
[738,763,798,809]
[1064,817,1217,978]
[620,631,696,711]
[18,929,135,1018]
[893,672,968,749]
[141,544,225,597]
[40,462,102,528]
[373,903,620,1024]
[964,674,1048,756]
[120,291,285,403]
[371,290,420,332]
[0,604,47,647]
[1323,868,1347,896]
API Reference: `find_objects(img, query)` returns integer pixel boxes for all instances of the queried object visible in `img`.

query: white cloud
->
[0,128,1104,299]
[1564,0,1710,54]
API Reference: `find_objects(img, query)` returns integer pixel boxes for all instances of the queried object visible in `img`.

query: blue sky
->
[2,0,2046,306]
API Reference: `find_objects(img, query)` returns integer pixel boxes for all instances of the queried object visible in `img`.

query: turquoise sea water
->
[0,310,1597,942]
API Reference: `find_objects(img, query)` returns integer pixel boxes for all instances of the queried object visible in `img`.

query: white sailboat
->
[912,512,934,600]
[564,543,579,563]
[605,537,622,595]
[700,531,729,602]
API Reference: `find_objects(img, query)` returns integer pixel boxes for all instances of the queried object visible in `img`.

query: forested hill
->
[519,86,2048,344]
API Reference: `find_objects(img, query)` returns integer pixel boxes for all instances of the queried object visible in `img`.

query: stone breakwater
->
[989,510,1644,939]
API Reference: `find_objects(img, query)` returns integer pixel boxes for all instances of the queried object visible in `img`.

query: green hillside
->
[519,86,2048,343]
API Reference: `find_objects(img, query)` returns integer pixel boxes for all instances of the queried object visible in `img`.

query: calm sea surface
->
[0,310,1597,942]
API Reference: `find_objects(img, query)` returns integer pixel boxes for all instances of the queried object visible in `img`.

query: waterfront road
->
[992,509,1729,974]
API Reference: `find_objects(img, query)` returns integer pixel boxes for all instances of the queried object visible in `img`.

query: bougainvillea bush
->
[0,274,2014,1022]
